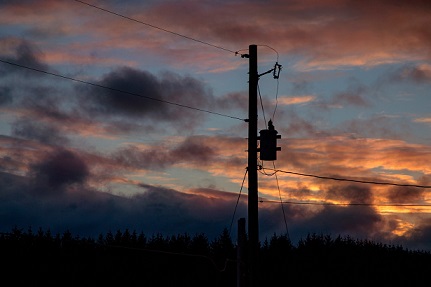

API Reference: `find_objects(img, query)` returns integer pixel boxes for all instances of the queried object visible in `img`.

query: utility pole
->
[247,44,259,287]
[243,44,281,287]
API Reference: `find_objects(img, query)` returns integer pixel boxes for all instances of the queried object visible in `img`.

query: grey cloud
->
[216,92,248,112]
[113,135,219,170]
[1,167,431,250]
[12,119,69,146]
[331,91,370,108]
[392,65,431,84]
[170,136,216,164]
[325,184,374,204]
[29,149,89,191]
[289,205,384,241]
[0,39,49,76]
[79,67,214,130]
[386,186,425,203]
[0,86,12,106]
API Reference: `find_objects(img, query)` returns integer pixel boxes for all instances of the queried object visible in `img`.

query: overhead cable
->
[260,200,431,207]
[229,167,248,237]
[0,59,246,122]
[261,167,431,188]
[73,0,238,55]
[273,161,290,240]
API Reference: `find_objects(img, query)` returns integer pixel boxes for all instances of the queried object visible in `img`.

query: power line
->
[272,161,290,240]
[0,59,246,122]
[229,167,248,237]
[261,167,431,189]
[73,0,238,55]
[257,83,267,128]
[260,199,431,207]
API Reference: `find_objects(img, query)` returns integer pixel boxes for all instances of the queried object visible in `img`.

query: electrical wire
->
[256,44,280,121]
[0,59,246,122]
[261,167,431,188]
[272,161,290,241]
[73,0,238,55]
[257,83,267,128]
[229,167,248,237]
[260,199,431,207]
[272,72,280,121]
[257,44,280,62]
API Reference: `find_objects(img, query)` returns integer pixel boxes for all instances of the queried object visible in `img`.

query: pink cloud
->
[277,95,316,105]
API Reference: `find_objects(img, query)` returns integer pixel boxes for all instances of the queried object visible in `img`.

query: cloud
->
[0,86,12,106]
[277,95,316,106]
[2,1,431,72]
[0,38,49,75]
[0,134,430,249]
[78,67,214,130]
[297,205,385,239]
[216,92,248,111]
[11,118,69,145]
[0,169,244,240]
[325,184,374,204]
[137,0,431,68]
[331,91,370,108]
[392,64,431,83]
[29,149,89,192]
[385,186,426,204]
[414,117,431,124]
[112,135,243,171]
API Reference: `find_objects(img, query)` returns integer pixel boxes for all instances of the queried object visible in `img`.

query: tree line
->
[2,226,430,286]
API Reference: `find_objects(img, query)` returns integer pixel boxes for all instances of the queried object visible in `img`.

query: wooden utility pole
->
[247,44,259,287]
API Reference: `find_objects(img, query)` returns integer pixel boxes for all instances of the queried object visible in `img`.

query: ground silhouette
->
[2,227,430,286]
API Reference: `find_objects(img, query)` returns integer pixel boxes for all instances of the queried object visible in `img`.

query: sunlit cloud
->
[277,95,316,105]
[414,117,431,124]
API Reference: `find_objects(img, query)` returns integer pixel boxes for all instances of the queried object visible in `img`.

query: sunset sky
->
[1,0,431,251]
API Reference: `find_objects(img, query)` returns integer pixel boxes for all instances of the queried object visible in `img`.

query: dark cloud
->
[391,65,431,84]
[12,119,69,145]
[0,86,12,105]
[278,111,329,140]
[290,205,384,241]
[0,172,242,240]
[339,115,409,140]
[29,149,89,191]
[20,88,72,121]
[170,136,216,164]
[386,186,425,203]
[113,135,219,170]
[113,145,173,170]
[325,184,374,204]
[216,92,248,111]
[407,223,431,251]
[331,91,370,108]
[0,39,49,76]
[0,166,430,250]
[79,67,214,130]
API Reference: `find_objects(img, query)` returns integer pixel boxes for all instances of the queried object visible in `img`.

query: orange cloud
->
[277,95,316,105]
[414,117,431,124]
[3,0,429,72]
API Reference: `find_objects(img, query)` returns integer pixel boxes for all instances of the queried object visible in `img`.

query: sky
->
[0,0,431,251]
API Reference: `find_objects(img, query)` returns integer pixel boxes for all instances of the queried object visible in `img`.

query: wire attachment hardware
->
[273,62,282,79]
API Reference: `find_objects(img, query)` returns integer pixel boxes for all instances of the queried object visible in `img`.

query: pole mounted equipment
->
[258,119,281,161]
